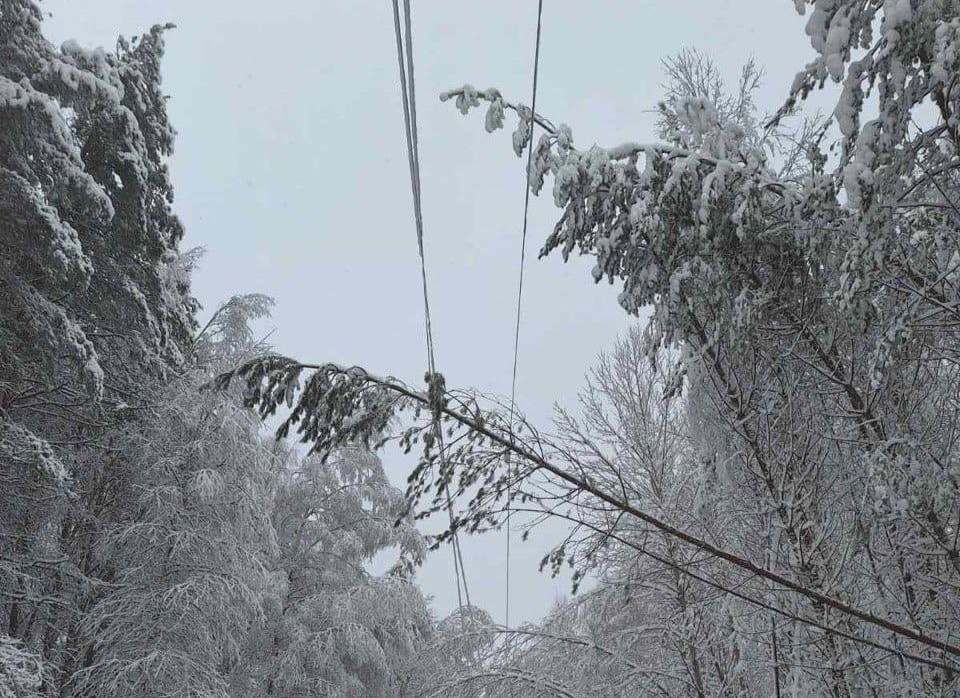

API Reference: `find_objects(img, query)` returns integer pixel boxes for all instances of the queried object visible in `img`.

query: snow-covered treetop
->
[1,0,195,405]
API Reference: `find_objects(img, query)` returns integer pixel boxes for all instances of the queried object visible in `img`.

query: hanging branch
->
[212,357,960,668]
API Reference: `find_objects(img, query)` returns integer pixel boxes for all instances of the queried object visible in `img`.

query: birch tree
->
[233,447,431,698]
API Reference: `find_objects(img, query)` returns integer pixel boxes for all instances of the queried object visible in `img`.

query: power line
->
[390,0,433,373]
[505,0,545,630]
[390,0,471,617]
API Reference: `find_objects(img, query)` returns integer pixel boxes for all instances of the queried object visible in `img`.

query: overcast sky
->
[43,0,820,626]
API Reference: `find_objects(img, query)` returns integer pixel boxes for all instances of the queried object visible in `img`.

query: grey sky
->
[43,0,819,625]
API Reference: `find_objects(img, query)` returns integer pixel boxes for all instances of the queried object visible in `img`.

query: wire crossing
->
[390,0,471,619]
[505,0,545,630]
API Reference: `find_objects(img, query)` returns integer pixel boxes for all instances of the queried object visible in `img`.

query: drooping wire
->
[505,0,545,630]
[390,0,472,618]
[391,0,433,372]
[402,0,473,610]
